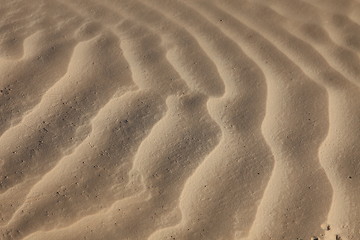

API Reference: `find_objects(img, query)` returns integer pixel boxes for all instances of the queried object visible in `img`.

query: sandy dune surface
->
[1,0,360,239]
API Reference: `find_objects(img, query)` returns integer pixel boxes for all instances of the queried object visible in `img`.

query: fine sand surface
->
[1,0,360,239]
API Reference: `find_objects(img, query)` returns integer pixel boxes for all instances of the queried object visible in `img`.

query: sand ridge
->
[1,0,360,239]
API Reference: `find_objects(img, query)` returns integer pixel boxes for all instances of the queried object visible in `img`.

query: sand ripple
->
[1,0,360,239]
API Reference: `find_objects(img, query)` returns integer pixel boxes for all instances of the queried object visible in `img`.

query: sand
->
[1,0,360,239]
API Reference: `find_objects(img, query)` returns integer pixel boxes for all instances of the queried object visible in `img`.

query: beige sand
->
[1,0,360,239]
